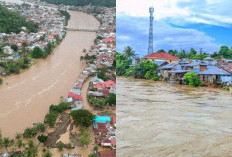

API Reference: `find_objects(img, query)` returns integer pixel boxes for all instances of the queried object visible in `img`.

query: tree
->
[42,150,52,157]
[184,72,202,87]
[57,141,65,151]
[123,46,135,59]
[2,137,14,151]
[157,49,165,53]
[11,44,18,52]
[24,140,38,157]
[78,128,91,146]
[32,47,44,58]
[0,78,2,85]
[37,134,48,143]
[107,93,116,105]
[89,154,99,157]
[71,109,94,127]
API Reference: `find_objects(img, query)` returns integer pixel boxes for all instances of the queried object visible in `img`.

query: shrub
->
[0,78,2,85]
[184,72,202,87]
[78,128,91,146]
[107,93,116,106]
[57,141,65,151]
[44,111,58,127]
[23,127,37,138]
[34,123,46,132]
[37,134,48,143]
[49,102,72,113]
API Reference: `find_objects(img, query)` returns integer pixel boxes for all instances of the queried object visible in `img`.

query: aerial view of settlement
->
[0,0,116,157]
[117,0,232,157]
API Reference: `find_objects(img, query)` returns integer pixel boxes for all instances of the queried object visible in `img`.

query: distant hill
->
[0,5,38,34]
[41,0,116,7]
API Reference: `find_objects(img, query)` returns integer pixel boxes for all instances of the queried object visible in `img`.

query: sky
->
[116,0,232,57]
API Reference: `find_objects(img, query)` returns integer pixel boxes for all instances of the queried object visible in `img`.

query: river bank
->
[117,77,232,157]
[0,10,100,138]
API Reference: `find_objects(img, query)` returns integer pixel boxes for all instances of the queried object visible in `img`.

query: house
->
[198,65,231,84]
[143,52,179,63]
[97,151,116,157]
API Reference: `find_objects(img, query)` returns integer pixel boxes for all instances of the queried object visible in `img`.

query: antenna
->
[148,6,154,54]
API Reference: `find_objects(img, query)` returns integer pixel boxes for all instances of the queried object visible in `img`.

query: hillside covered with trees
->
[41,0,116,7]
[0,5,38,34]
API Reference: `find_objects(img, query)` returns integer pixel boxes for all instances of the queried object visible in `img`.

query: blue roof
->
[160,63,177,69]
[94,116,111,123]
[152,60,167,66]
[198,66,230,75]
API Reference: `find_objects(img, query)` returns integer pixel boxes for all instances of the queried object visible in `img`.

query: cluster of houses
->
[143,52,232,86]
[62,5,116,157]
[0,1,66,60]
[93,116,116,157]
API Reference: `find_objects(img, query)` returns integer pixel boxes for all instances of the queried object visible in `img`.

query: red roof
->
[68,92,83,101]
[103,37,115,43]
[97,151,116,157]
[93,80,116,88]
[144,52,179,60]
[111,116,116,123]
[111,139,116,146]
[94,123,108,135]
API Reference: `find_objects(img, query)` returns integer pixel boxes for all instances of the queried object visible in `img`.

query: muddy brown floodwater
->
[0,11,100,138]
[117,77,232,157]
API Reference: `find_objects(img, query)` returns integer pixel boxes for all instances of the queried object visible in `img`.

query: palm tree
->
[123,46,135,59]
[3,137,14,151]
[24,140,38,157]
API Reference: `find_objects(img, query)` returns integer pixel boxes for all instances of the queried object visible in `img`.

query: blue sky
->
[116,0,232,57]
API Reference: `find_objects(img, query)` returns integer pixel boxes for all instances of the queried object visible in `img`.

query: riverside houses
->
[158,57,232,85]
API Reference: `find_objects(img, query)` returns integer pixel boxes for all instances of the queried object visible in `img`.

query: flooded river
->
[117,77,232,157]
[0,10,100,137]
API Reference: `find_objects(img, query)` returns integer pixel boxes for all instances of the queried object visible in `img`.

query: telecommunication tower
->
[148,6,154,54]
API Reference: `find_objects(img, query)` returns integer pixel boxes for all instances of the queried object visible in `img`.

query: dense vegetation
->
[71,109,94,127]
[159,46,232,60]
[87,95,106,108]
[117,46,159,80]
[60,10,70,25]
[0,5,38,33]
[42,0,116,7]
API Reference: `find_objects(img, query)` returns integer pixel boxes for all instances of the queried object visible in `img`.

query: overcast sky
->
[116,0,232,57]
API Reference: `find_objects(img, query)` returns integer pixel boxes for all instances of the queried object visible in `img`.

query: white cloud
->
[117,0,232,27]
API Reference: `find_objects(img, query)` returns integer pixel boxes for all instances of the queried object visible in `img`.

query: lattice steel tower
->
[148,6,154,54]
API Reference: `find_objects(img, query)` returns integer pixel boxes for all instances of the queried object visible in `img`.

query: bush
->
[94,145,98,151]
[23,127,37,138]
[184,72,202,87]
[37,134,48,143]
[57,141,65,151]
[49,102,72,113]
[78,128,91,146]
[32,47,44,58]
[34,123,46,132]
[0,78,2,85]
[44,111,58,127]
[107,93,116,106]
[11,44,18,51]
[71,109,94,127]
[87,95,106,108]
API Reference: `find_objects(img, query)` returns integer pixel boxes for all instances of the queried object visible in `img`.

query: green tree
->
[0,78,3,85]
[123,46,135,59]
[184,72,202,87]
[107,93,116,105]
[32,47,44,58]
[57,141,65,151]
[11,44,18,52]
[24,140,38,157]
[42,150,52,157]
[78,128,91,146]
[37,134,48,143]
[2,137,14,151]
[71,109,94,127]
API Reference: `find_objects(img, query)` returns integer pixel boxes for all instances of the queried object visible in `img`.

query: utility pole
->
[148,6,154,54]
